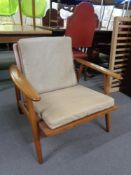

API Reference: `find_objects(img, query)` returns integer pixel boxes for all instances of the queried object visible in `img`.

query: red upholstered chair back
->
[65,2,98,49]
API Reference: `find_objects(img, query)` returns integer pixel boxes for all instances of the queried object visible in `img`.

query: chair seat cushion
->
[34,85,114,129]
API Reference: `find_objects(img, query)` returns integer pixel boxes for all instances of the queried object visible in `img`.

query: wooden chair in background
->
[65,2,99,79]
[42,8,64,27]
[65,2,98,58]
[10,37,122,163]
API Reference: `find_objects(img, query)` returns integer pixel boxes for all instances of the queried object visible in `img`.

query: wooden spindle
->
[18,0,23,27]
[32,0,36,30]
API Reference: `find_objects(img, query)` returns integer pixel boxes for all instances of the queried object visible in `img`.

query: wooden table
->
[42,26,112,50]
[38,26,65,36]
[0,24,52,43]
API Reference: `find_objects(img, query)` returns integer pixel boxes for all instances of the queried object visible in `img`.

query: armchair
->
[10,37,122,163]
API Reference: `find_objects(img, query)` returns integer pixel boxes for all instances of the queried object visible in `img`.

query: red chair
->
[65,2,98,79]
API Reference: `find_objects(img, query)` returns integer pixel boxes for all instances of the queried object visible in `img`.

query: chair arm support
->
[9,65,41,101]
[74,58,123,80]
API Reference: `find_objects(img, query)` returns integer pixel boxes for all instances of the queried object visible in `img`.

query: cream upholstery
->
[34,85,114,129]
[18,37,77,93]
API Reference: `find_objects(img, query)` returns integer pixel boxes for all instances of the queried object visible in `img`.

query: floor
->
[0,76,131,175]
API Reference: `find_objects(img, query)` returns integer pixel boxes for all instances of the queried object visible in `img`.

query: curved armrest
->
[9,65,41,101]
[75,58,123,80]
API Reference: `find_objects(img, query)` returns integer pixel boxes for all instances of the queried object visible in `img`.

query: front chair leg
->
[105,113,110,132]
[33,129,43,164]
[26,98,43,164]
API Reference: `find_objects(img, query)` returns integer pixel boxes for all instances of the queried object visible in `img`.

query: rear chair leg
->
[15,86,23,114]
[77,64,84,81]
[105,113,110,132]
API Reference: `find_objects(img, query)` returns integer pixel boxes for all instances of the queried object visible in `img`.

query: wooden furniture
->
[42,8,64,27]
[10,37,122,163]
[0,24,52,43]
[65,2,98,58]
[0,21,51,85]
[65,2,98,79]
[109,16,131,93]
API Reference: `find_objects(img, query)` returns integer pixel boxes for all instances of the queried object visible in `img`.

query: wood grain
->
[39,106,117,137]
[9,65,40,101]
[75,58,123,80]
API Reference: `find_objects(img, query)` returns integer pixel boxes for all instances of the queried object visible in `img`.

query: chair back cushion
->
[17,37,77,93]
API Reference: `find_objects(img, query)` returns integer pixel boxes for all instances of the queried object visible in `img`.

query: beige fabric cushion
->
[34,85,114,129]
[18,37,77,93]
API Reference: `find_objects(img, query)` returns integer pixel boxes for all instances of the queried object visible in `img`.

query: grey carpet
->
[0,76,131,175]
[0,80,13,91]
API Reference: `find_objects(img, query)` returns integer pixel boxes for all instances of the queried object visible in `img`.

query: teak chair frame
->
[9,45,122,164]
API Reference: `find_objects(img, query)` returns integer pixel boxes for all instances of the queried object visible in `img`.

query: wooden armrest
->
[75,58,123,80]
[9,65,41,101]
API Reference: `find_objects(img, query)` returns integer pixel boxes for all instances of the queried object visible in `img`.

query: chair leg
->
[105,113,110,132]
[83,67,87,81]
[15,86,23,114]
[78,64,84,81]
[27,98,43,163]
[33,131,43,164]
